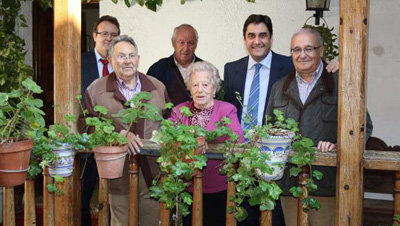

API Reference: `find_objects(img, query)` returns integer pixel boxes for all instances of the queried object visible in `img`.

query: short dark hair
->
[243,14,273,38]
[92,15,120,35]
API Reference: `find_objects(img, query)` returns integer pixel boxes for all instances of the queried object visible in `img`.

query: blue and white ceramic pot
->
[257,131,294,181]
[49,143,76,177]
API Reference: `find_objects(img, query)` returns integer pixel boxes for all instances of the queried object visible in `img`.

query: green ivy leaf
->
[94,105,108,115]
[312,170,323,180]
[289,167,302,177]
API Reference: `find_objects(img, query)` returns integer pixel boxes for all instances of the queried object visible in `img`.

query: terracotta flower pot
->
[0,139,33,187]
[93,145,128,179]
[48,143,76,177]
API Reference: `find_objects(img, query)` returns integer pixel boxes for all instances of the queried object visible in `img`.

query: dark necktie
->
[100,59,109,77]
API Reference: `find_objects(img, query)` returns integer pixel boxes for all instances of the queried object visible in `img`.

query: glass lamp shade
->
[306,0,330,10]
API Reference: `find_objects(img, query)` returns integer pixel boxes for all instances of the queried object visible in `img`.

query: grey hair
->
[184,61,221,92]
[291,28,323,46]
[108,35,139,57]
[171,24,199,44]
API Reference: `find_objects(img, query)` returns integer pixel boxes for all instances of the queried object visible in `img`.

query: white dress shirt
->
[296,61,323,104]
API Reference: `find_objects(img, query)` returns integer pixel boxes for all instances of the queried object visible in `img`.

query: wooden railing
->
[2,141,400,225]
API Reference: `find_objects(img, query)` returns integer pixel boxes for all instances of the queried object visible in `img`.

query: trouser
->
[280,196,335,226]
[81,153,98,226]
[183,190,227,226]
[238,196,285,226]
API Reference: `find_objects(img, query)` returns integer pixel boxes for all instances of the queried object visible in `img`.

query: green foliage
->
[0,78,45,143]
[105,0,255,12]
[150,105,238,225]
[393,214,400,226]
[303,24,338,61]
[45,174,65,195]
[80,92,162,148]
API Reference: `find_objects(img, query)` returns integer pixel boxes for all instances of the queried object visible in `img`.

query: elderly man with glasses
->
[266,28,373,226]
[79,35,169,225]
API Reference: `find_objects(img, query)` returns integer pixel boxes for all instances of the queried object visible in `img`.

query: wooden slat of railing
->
[260,210,272,226]
[3,187,15,226]
[225,181,236,226]
[159,175,170,226]
[73,156,82,226]
[192,169,203,226]
[55,177,74,226]
[129,156,139,226]
[43,167,54,226]
[98,178,109,226]
[24,179,36,226]
[394,171,400,225]
[297,166,310,226]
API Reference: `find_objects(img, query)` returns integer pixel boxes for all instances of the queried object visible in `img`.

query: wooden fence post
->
[260,210,272,226]
[3,187,15,226]
[98,178,110,226]
[394,171,400,225]
[129,155,140,226]
[24,179,36,226]
[159,175,170,226]
[43,167,54,226]
[192,169,203,226]
[297,166,310,226]
[226,180,237,226]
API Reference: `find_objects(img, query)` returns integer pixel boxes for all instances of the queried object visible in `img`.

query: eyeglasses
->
[291,46,321,55]
[95,31,118,38]
[115,54,138,62]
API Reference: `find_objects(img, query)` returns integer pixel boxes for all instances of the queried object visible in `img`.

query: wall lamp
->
[306,0,331,25]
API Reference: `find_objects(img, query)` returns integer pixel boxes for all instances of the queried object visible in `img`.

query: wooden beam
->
[159,175,170,226]
[53,0,81,225]
[53,0,81,125]
[336,0,370,225]
[140,141,400,171]
[260,211,272,226]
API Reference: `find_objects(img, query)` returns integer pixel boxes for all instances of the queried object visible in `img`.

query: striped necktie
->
[244,63,262,130]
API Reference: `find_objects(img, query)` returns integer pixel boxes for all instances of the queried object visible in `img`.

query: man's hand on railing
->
[317,141,336,152]
[120,129,143,155]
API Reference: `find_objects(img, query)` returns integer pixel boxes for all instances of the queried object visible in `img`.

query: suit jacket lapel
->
[89,49,100,82]
[236,56,249,120]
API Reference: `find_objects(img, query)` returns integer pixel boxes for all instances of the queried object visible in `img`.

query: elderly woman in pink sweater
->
[169,61,244,226]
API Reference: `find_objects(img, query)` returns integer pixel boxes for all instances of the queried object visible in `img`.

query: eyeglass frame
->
[113,53,139,62]
[290,45,321,55]
[95,31,119,38]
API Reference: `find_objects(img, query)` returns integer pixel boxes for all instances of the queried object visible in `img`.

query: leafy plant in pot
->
[222,93,323,221]
[0,78,45,187]
[80,92,163,179]
[150,105,239,225]
[149,106,208,225]
[30,113,90,194]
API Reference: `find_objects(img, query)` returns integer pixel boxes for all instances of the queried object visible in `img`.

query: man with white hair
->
[147,24,203,105]
[266,28,373,225]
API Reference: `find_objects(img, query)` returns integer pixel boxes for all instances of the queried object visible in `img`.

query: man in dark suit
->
[224,14,289,226]
[224,14,338,226]
[81,15,120,96]
[147,24,202,105]
[80,15,120,226]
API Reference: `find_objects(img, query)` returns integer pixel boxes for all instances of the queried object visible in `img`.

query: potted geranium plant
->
[81,92,163,179]
[0,78,45,187]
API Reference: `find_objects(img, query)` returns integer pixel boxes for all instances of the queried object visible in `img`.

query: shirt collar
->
[94,48,107,62]
[173,55,195,69]
[248,50,272,70]
[115,72,141,91]
[295,60,324,84]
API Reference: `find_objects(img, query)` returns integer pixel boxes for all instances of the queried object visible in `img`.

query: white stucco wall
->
[20,1,33,66]
[99,0,398,146]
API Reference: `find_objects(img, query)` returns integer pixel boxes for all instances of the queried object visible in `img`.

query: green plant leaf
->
[94,105,108,115]
[22,78,43,94]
